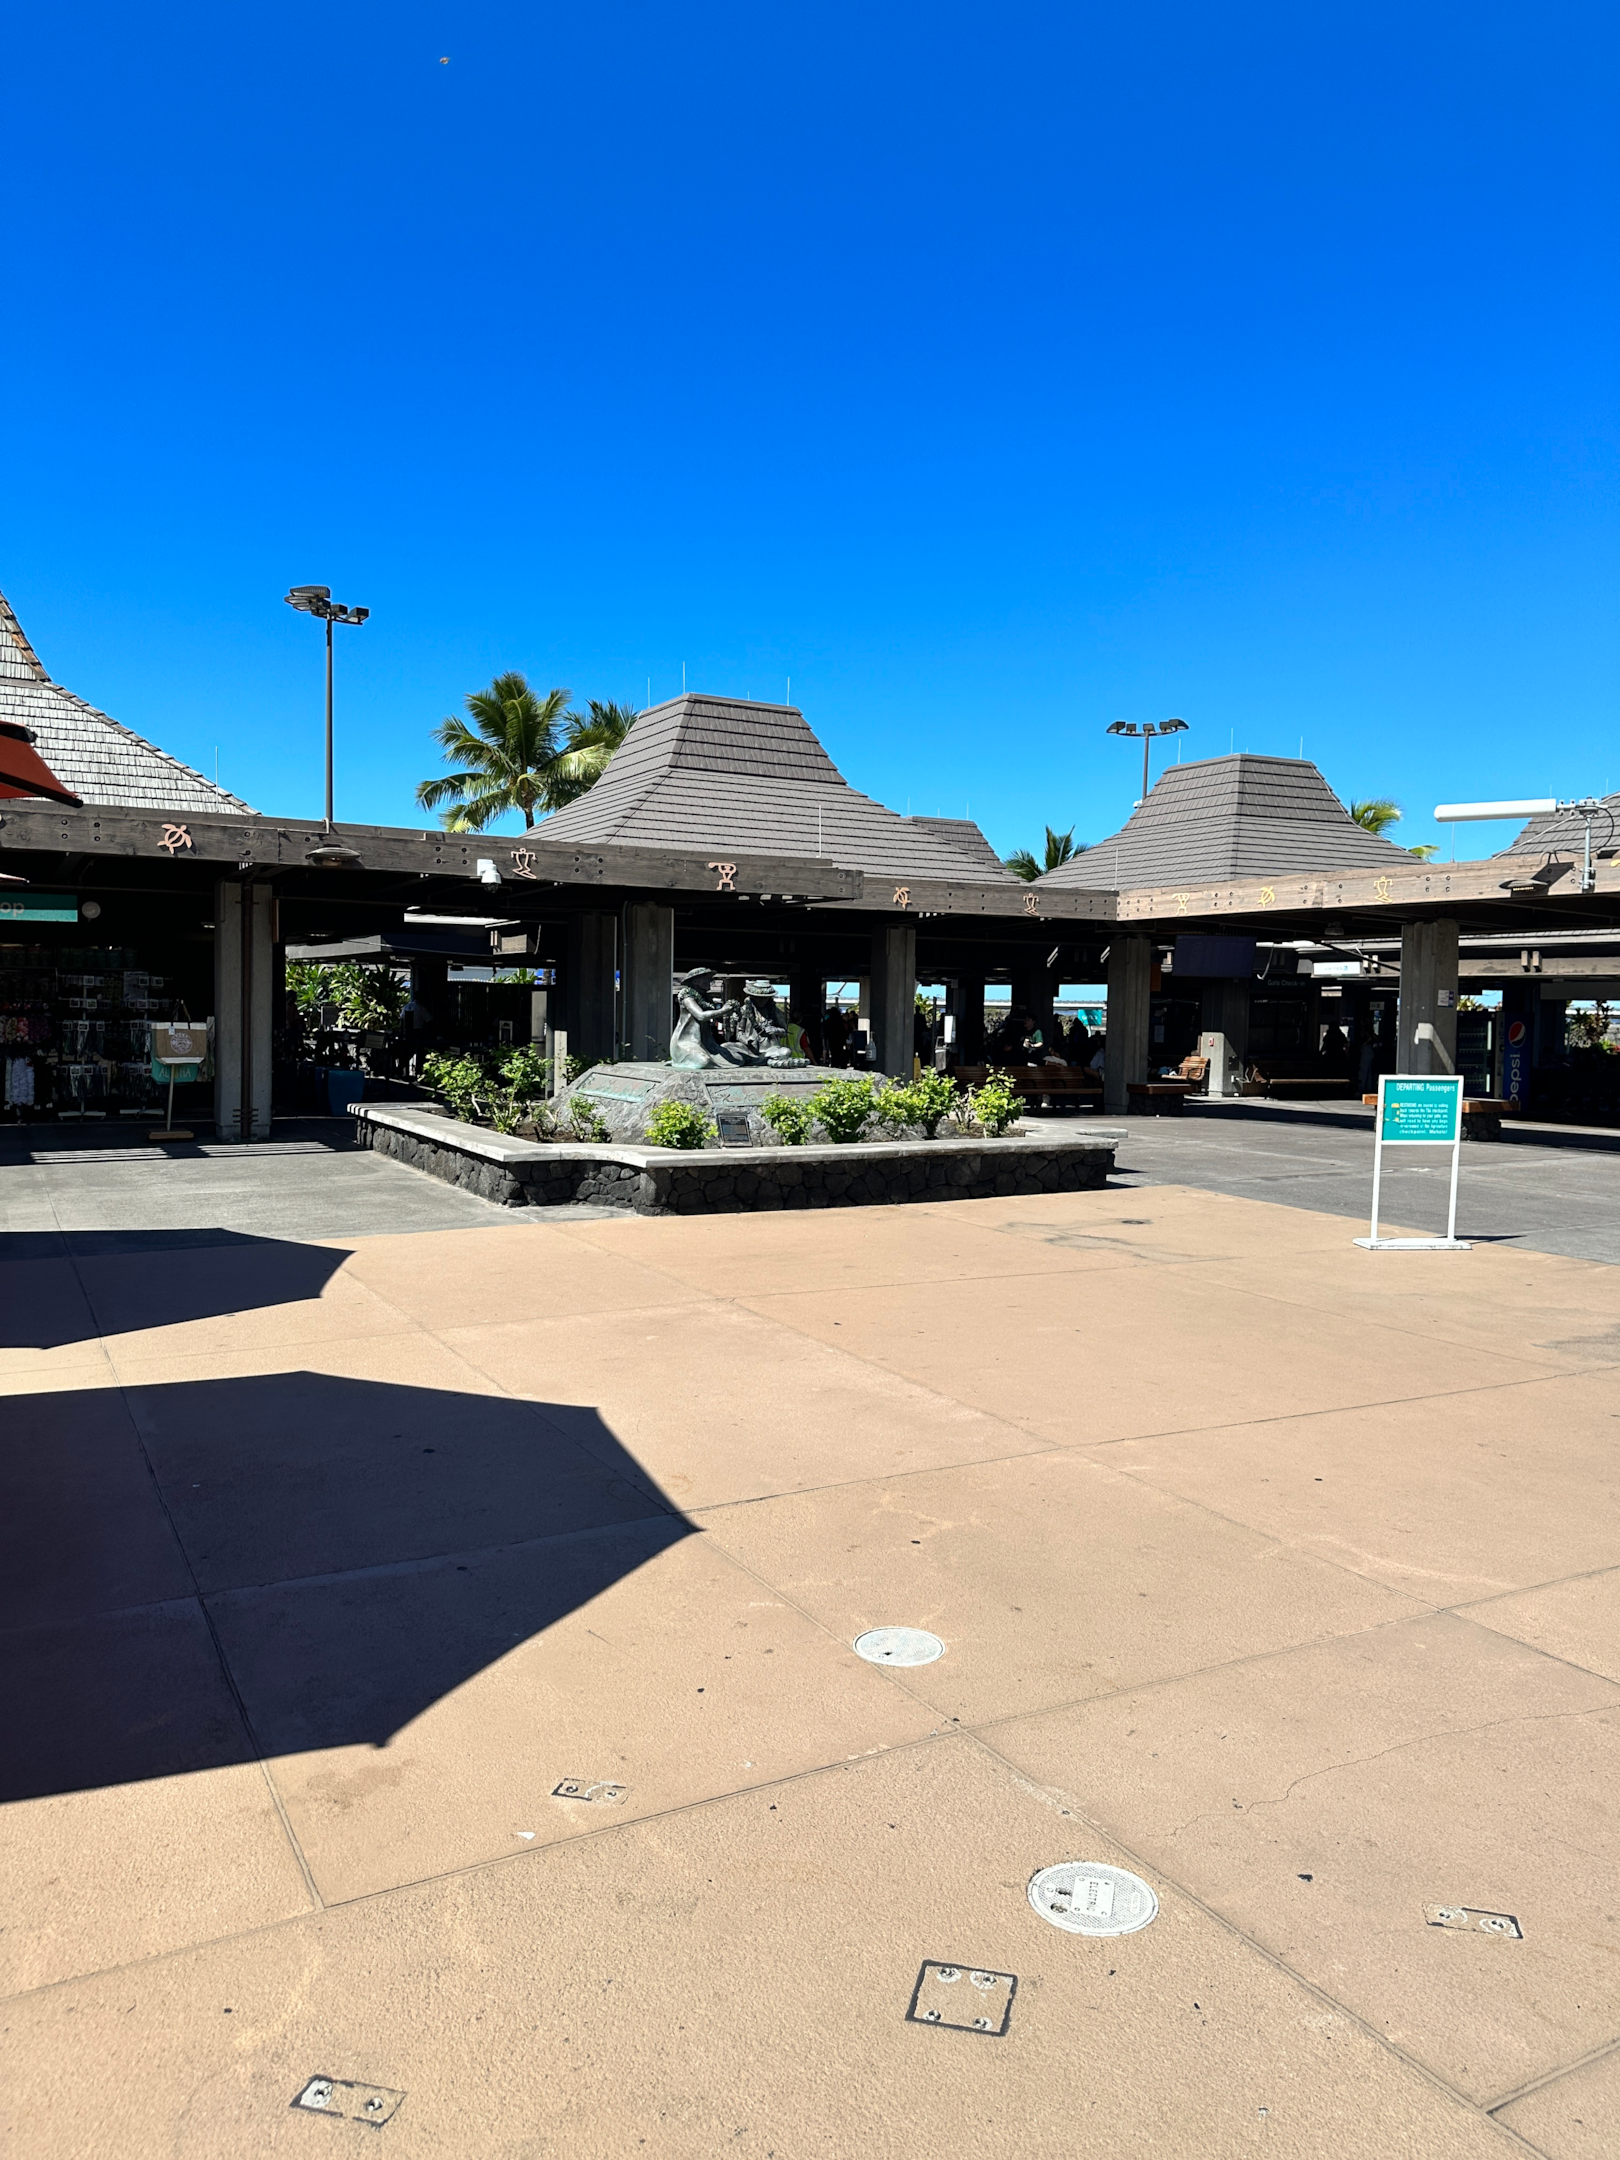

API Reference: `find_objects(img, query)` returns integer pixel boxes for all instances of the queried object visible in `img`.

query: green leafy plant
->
[873,1069,961,1138]
[567,1096,611,1141]
[419,1050,494,1120]
[809,1074,876,1144]
[329,962,407,1033]
[968,1068,1025,1137]
[644,1101,716,1150]
[286,961,335,1015]
[761,1092,817,1145]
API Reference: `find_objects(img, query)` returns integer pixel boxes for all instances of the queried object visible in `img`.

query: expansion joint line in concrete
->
[60,1236,328,1918]
[959,1727,1549,2157]
[1484,2029,1620,2117]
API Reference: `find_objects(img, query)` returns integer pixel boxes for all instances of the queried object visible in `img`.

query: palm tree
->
[550,699,639,806]
[1349,795,1437,860]
[416,675,580,831]
[1005,825,1082,881]
[1349,797,1402,837]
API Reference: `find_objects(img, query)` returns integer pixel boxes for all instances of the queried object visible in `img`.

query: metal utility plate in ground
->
[853,1627,945,1666]
[1424,1904,1523,1938]
[1028,1862,1159,1936]
[291,2075,406,2124]
[906,1962,1017,2034]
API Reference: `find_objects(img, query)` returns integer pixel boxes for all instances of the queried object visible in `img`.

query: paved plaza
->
[4,1120,1619,2156]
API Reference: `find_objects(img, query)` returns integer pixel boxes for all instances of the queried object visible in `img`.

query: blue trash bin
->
[326,1069,367,1116]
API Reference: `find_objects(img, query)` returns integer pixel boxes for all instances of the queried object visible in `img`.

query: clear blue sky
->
[4,4,1615,861]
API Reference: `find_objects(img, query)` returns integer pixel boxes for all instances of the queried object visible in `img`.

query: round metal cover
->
[853,1627,945,1667]
[1027,1862,1158,1936]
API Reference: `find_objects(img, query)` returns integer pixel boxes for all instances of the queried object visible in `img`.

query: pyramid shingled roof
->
[1496,795,1620,858]
[536,693,1015,882]
[1042,753,1414,891]
[0,589,253,815]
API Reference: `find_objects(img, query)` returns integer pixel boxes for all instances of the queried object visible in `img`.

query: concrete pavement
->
[2,1140,1618,2156]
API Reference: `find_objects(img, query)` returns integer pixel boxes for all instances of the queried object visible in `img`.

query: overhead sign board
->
[0,891,78,923]
[1379,1075,1464,1145]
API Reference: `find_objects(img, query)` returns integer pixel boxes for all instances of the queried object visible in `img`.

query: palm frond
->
[1349,797,1403,835]
[1005,849,1041,882]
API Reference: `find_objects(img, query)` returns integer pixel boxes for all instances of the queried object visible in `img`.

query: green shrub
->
[286,960,334,1015]
[969,1068,1024,1137]
[567,1096,611,1142]
[644,1101,715,1150]
[329,961,407,1033]
[420,1050,493,1120]
[809,1074,876,1144]
[760,1093,817,1146]
[872,1069,961,1138]
[496,1043,552,1101]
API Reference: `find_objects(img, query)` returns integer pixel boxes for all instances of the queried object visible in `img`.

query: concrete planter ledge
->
[354,1102,1123,1215]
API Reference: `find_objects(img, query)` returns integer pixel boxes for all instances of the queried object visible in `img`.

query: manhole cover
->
[854,1628,944,1666]
[1028,1862,1158,1936]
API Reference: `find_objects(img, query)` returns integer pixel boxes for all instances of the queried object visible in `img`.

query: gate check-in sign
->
[1354,1074,1470,1252]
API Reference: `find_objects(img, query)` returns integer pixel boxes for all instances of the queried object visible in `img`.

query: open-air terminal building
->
[6,584,1620,1135]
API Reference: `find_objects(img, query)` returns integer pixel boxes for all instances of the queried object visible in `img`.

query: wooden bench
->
[1126,1080,1192,1115]
[1361,1094,1515,1139]
[1253,1074,1353,1099]
[955,1065,1104,1110]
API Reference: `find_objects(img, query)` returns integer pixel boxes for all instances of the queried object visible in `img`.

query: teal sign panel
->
[0,891,78,923]
[1380,1075,1463,1144]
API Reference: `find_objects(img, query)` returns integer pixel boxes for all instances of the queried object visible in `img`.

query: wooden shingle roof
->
[0,589,253,815]
[1043,754,1414,891]
[538,693,1015,882]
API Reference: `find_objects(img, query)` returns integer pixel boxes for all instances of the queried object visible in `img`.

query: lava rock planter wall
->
[354,1103,1122,1217]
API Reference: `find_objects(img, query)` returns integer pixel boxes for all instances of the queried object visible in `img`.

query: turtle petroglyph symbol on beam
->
[709,861,738,892]
[509,847,538,878]
[158,823,194,854]
[893,884,911,908]
[1258,885,1276,907]
[1023,891,1040,914]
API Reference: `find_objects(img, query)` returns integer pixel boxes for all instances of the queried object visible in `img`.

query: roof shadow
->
[0,1231,352,1352]
[0,1372,695,1805]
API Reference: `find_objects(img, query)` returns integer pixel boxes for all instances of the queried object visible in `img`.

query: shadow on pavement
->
[0,1372,694,1805]
[0,1231,353,1351]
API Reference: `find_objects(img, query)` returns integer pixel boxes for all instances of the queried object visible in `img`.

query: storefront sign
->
[0,891,78,922]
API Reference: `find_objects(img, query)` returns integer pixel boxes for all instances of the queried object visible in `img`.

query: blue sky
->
[4,4,1616,861]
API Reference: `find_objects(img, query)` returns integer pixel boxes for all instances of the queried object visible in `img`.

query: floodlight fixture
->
[284,584,370,829]
[1107,716,1189,803]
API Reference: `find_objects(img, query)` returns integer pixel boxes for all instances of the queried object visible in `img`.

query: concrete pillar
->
[953,974,985,1065]
[1011,959,1054,1046]
[869,921,918,1079]
[1104,936,1152,1114]
[410,957,449,1041]
[1199,977,1250,1098]
[1497,984,1532,1103]
[788,973,823,1061]
[565,911,617,1067]
[213,879,273,1142]
[1397,919,1459,1074]
[621,902,674,1062]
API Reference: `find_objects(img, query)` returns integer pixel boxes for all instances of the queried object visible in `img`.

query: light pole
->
[284,585,370,830]
[1107,716,1188,805]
